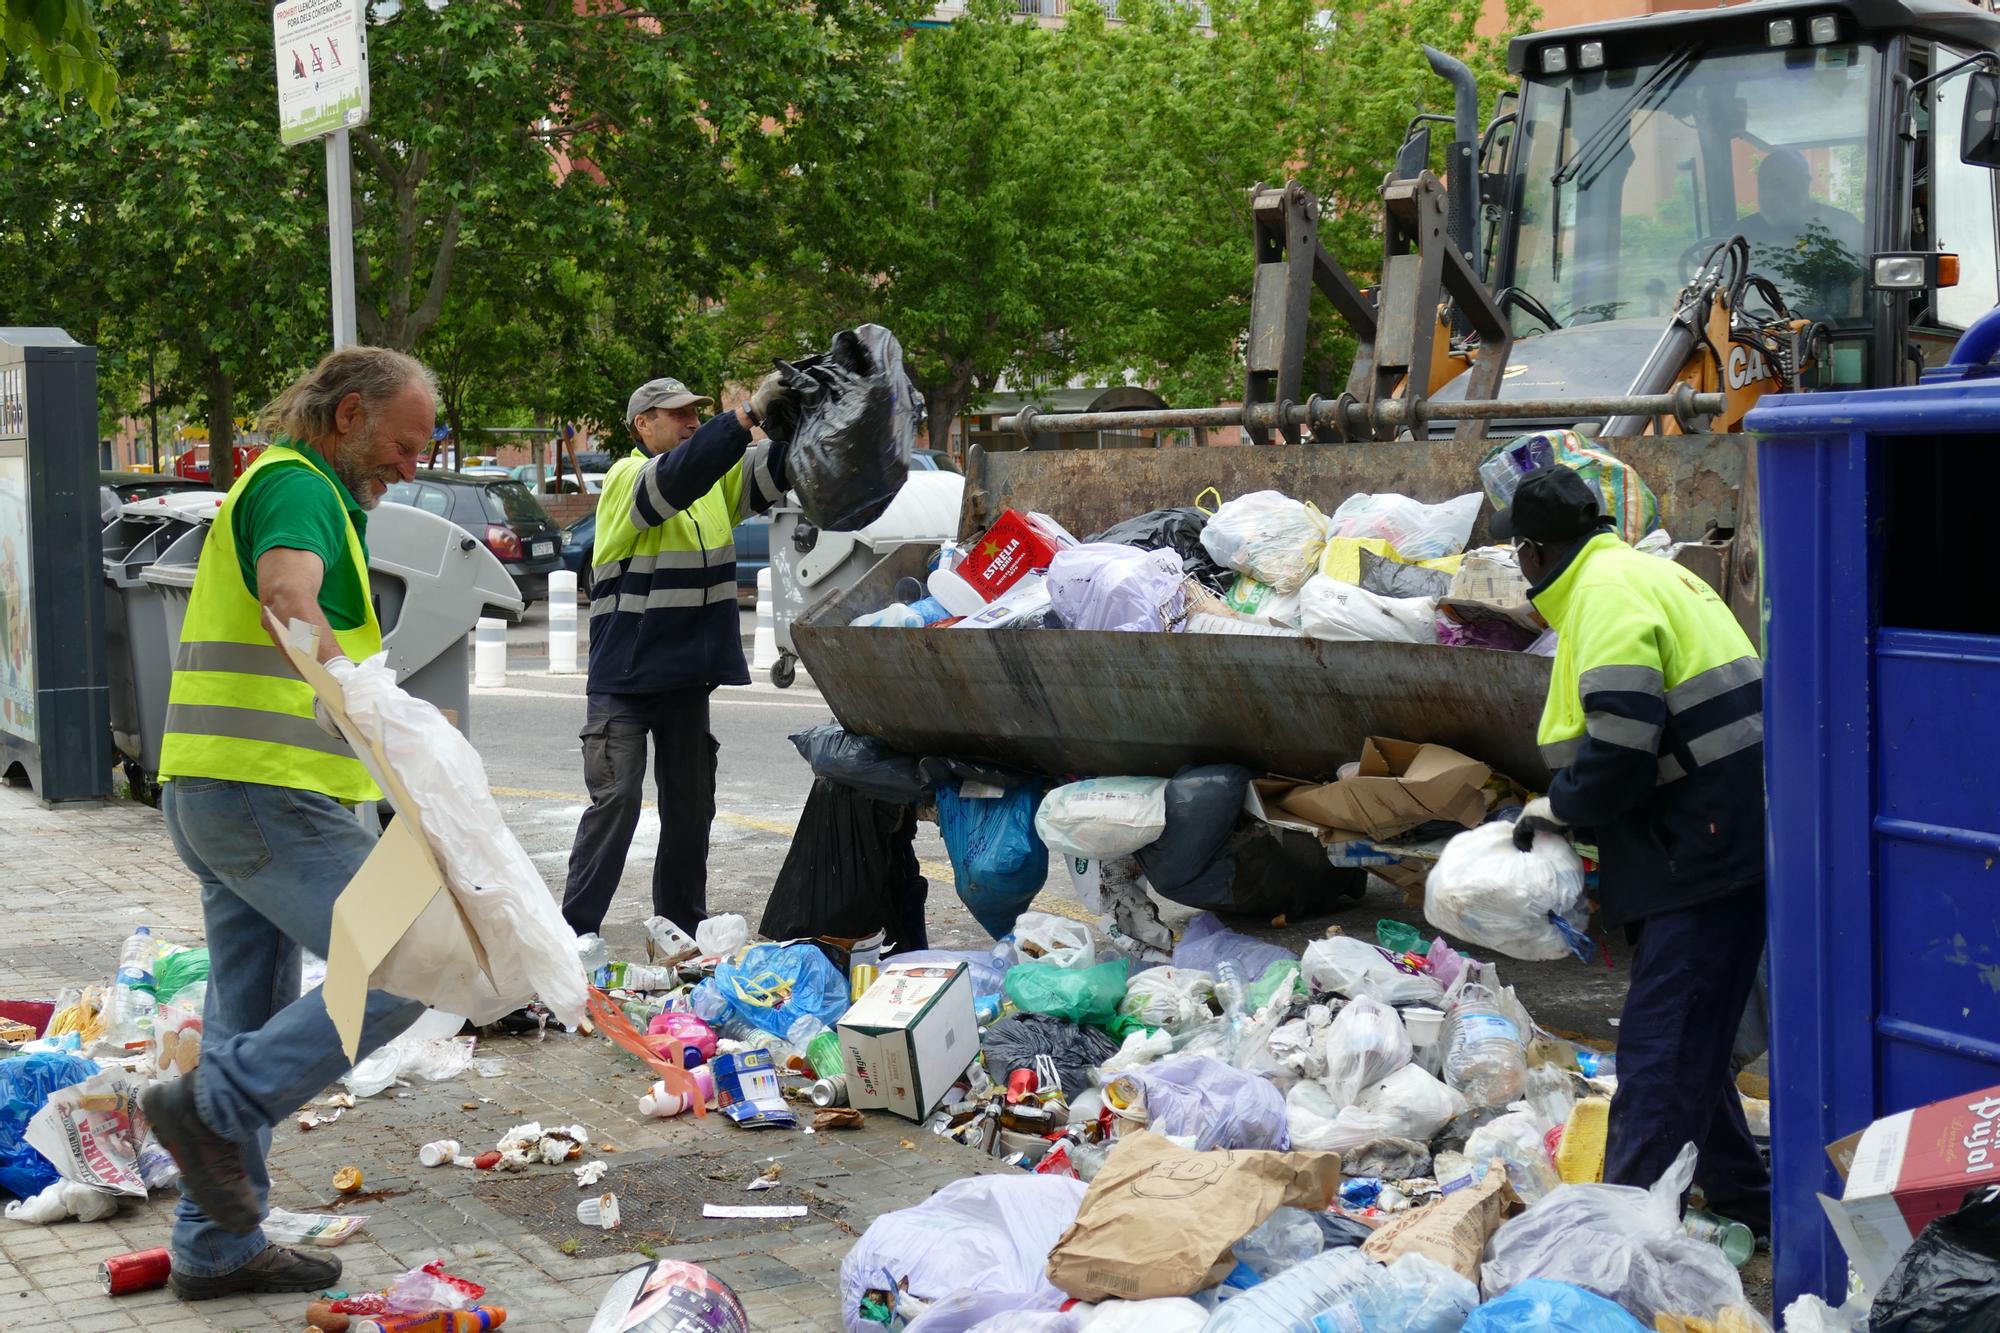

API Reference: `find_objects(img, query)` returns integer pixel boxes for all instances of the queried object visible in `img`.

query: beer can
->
[100,1247,171,1296]
[808,1076,848,1107]
[848,963,877,1002]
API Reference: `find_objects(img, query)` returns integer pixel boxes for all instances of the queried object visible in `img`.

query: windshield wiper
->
[1551,42,1701,191]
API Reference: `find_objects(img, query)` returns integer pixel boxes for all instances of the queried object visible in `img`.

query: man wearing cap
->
[562,373,792,940]
[1496,464,1770,1234]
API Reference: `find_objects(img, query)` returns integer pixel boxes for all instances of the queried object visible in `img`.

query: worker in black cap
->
[1494,463,1770,1235]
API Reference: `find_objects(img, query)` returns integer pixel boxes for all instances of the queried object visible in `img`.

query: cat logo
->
[1725,343,1775,392]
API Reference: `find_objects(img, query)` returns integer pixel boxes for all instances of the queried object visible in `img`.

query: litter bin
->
[128,498,520,793]
[766,471,963,687]
[1749,310,2000,1309]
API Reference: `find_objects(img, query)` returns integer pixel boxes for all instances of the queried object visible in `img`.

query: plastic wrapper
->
[769,323,923,533]
[1463,1110,1562,1204]
[1426,821,1590,961]
[1118,967,1215,1030]
[1477,431,1661,547]
[1198,491,1328,594]
[1005,960,1129,1034]
[1301,936,1445,1007]
[1172,912,1297,982]
[1323,995,1412,1107]
[1106,1054,1289,1151]
[1326,491,1482,560]
[982,1014,1118,1099]
[837,1173,1086,1332]
[1090,507,1230,592]
[1309,1252,1482,1333]
[1135,765,1252,901]
[1036,778,1171,860]
[937,783,1049,939]
[788,724,929,805]
[709,942,851,1040]
[1232,1205,1323,1278]
[1219,573,1304,626]
[1045,544,1188,633]
[1481,1143,1771,1330]
[1461,1278,1650,1331]
[1298,574,1438,644]
[1869,1183,2000,1333]
[0,1051,99,1199]
[761,777,914,941]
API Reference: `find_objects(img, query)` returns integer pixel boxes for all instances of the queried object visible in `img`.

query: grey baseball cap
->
[626,376,713,424]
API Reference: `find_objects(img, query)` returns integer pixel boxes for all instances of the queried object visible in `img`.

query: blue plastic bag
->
[709,942,851,1040]
[1461,1279,1649,1332]
[936,782,1048,939]
[0,1051,100,1199]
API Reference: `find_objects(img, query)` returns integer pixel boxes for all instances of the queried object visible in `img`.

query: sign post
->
[272,0,370,350]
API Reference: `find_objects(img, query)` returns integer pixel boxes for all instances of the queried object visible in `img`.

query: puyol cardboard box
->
[837,962,977,1121]
[1818,1081,2000,1289]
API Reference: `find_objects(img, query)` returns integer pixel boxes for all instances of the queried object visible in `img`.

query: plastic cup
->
[576,1192,621,1230]
[1403,1006,1445,1046]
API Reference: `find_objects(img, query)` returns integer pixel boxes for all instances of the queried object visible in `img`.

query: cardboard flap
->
[1274,736,1491,841]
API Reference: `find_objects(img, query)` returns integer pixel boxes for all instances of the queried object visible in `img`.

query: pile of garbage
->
[844,429,1688,650]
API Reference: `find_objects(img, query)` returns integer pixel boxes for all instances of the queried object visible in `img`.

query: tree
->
[1,0,116,119]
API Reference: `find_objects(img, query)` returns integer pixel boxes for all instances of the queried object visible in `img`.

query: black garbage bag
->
[1871,1184,2000,1333]
[789,724,929,806]
[979,1013,1118,1100]
[915,754,1039,792]
[1356,546,1455,600]
[765,324,924,533]
[760,778,917,941]
[1090,507,1231,591]
[1136,764,1254,904]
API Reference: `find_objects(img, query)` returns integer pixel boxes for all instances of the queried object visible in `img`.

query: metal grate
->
[470,1150,847,1260]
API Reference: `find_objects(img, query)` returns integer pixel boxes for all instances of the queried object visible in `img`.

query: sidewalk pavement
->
[0,786,991,1332]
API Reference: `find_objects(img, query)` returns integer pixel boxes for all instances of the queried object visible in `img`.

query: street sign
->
[272,0,370,148]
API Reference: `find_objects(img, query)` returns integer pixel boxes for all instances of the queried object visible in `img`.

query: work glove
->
[1512,795,1568,852]
[747,369,800,434]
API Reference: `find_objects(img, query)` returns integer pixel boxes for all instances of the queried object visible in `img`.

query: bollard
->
[473,617,507,688]
[750,567,781,672]
[548,570,579,674]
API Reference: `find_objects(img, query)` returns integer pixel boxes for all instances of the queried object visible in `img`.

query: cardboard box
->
[1270,737,1492,842]
[951,510,1076,604]
[837,962,977,1121]
[1819,1082,2000,1289]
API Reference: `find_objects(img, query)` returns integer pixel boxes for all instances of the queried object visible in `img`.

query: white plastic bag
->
[1323,996,1412,1108]
[1298,574,1438,644]
[1199,491,1328,594]
[1046,544,1188,633]
[1013,911,1097,969]
[1301,936,1446,1007]
[1118,967,1215,1031]
[1036,778,1171,860]
[342,1020,477,1098]
[1462,1110,1562,1204]
[1426,821,1589,961]
[1078,1297,1209,1333]
[838,1174,1088,1333]
[1481,1143,1772,1329]
[333,656,586,1027]
[1284,1079,1347,1152]
[695,913,751,958]
[1327,491,1482,560]
[1314,1063,1470,1153]
[2,1179,120,1223]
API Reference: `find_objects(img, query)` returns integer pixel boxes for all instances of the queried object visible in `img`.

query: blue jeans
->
[161,778,424,1277]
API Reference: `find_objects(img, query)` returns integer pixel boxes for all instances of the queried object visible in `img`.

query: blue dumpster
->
[1749,311,2000,1309]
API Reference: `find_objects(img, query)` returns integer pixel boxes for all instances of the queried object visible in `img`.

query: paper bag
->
[1273,737,1491,842]
[1361,1162,1520,1282]
[1044,1130,1341,1301]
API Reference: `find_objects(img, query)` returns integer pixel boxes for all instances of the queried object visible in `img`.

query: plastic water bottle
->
[99,927,160,1055]
[576,933,610,987]
[688,981,757,1043]
[1200,1246,1381,1331]
[1213,959,1247,1017]
[1443,985,1528,1107]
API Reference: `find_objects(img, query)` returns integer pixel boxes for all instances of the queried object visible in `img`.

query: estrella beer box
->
[928,510,1076,613]
[1820,1081,2000,1287]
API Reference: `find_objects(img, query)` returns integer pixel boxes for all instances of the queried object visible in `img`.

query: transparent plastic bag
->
[1463,1110,1562,1204]
[1481,1144,1772,1330]
[1426,821,1589,962]
[1036,778,1171,860]
[1106,1054,1289,1151]
[1233,1205,1324,1279]
[1300,936,1444,1007]
[1198,491,1329,594]
[1119,967,1215,1031]
[1323,996,1412,1108]
[1326,492,1482,561]
[1014,912,1097,969]
[1045,544,1189,633]
[1309,1252,1481,1333]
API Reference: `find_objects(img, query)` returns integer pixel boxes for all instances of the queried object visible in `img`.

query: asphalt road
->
[471,606,1630,1047]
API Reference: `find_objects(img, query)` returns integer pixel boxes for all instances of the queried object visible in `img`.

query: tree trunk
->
[923,360,978,461]
[206,355,236,490]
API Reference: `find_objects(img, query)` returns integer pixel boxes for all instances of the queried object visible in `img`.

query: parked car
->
[559,509,768,607]
[512,463,605,494]
[913,449,962,473]
[100,470,207,522]
[382,470,564,617]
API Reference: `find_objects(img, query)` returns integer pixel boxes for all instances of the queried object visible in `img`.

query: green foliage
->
[1,0,116,119]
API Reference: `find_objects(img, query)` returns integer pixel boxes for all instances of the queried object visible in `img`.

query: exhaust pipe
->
[1423,44,1481,277]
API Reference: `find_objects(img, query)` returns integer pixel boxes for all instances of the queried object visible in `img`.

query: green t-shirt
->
[230,444,372,631]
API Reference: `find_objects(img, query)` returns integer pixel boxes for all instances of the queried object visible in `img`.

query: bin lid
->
[118,491,224,523]
[854,472,964,547]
